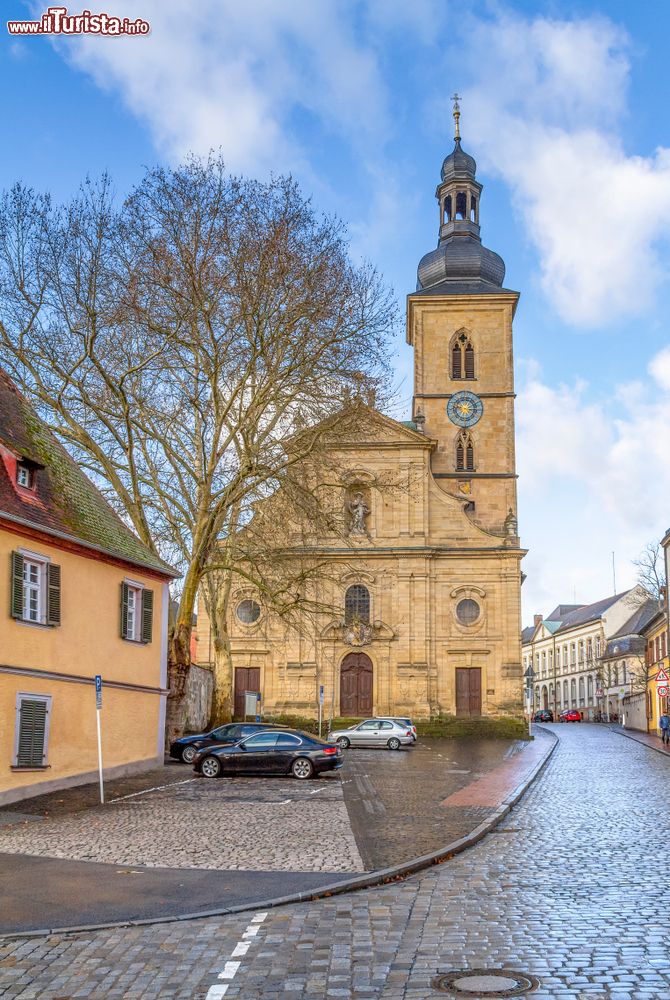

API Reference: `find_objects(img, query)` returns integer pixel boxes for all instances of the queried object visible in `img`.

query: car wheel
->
[337,737,350,749]
[387,737,401,750]
[291,757,314,780]
[200,756,221,778]
[181,745,198,764]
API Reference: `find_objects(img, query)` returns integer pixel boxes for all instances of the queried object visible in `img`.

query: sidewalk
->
[613,724,670,757]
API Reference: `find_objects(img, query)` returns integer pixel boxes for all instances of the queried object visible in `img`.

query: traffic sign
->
[319,684,325,705]
[658,686,669,697]
[596,688,604,698]
[95,674,102,710]
[656,668,670,684]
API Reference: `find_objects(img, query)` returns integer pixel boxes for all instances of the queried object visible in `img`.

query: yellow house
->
[0,370,178,806]
[643,607,669,736]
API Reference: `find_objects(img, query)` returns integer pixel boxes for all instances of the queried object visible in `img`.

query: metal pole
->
[96,706,104,804]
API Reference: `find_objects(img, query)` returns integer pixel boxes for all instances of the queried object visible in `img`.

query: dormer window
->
[17,464,33,489]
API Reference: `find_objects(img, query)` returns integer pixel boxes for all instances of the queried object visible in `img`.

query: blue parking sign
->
[95,674,102,709]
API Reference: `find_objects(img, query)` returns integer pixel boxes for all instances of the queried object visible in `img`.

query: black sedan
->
[169,722,281,763]
[193,729,343,780]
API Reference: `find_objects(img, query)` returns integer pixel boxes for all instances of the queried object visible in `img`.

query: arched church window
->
[451,332,475,380]
[345,584,370,624]
[456,192,467,219]
[444,195,452,223]
[456,433,475,472]
[470,195,477,222]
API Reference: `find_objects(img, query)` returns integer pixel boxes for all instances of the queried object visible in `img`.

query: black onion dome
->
[417,237,505,290]
[441,139,476,181]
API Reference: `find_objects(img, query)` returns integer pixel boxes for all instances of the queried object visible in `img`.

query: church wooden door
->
[340,653,373,717]
[455,667,481,717]
[234,667,260,719]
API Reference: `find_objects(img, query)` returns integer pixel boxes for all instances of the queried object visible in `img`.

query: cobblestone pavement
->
[0,775,363,873]
[1,724,669,998]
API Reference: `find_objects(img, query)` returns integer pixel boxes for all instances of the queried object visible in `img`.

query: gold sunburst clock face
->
[447,390,483,427]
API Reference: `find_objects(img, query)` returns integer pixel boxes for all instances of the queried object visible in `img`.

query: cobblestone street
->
[1,724,667,998]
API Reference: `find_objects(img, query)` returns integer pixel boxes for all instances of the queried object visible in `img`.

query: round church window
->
[456,598,480,626]
[236,599,261,624]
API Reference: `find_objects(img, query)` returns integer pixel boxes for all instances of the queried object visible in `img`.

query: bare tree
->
[633,541,667,602]
[0,157,396,739]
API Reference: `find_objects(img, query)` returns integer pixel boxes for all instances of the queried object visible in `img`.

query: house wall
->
[0,526,168,804]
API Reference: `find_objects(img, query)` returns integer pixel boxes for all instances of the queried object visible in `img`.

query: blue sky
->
[3,0,670,622]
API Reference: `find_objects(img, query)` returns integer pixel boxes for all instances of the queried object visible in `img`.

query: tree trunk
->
[164,621,192,747]
[211,625,235,724]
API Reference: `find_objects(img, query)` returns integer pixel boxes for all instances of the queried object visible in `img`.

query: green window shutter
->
[17,698,48,767]
[47,563,61,627]
[10,551,24,619]
[141,588,154,644]
[120,582,129,639]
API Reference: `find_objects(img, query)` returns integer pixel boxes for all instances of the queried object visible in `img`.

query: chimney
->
[534,614,542,628]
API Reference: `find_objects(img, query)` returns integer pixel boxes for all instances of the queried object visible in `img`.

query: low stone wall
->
[184,663,214,731]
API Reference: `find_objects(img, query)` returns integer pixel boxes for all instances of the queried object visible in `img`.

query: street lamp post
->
[524,665,535,737]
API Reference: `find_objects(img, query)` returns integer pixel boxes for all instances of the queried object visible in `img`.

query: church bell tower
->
[407,96,519,536]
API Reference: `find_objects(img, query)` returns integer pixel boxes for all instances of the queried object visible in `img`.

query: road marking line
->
[109,778,196,802]
[205,911,268,998]
[218,961,240,979]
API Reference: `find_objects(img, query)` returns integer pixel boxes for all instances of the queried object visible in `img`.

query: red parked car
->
[560,710,582,722]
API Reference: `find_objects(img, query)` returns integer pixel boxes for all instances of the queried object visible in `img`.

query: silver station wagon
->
[327,718,414,750]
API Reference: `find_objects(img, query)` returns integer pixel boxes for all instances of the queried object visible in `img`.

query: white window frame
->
[124,579,144,643]
[13,692,52,768]
[19,548,50,626]
[17,464,32,488]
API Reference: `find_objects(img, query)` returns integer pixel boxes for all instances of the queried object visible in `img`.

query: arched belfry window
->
[456,192,467,220]
[345,585,370,624]
[444,195,452,223]
[451,332,476,380]
[455,432,475,472]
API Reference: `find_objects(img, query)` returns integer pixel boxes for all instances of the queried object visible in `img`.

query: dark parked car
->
[169,722,281,763]
[533,709,554,722]
[193,729,342,780]
[560,709,582,723]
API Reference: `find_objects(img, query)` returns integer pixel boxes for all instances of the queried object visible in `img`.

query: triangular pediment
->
[318,404,435,450]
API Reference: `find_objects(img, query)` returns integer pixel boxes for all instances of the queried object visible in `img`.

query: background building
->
[522,588,655,721]
[0,370,177,805]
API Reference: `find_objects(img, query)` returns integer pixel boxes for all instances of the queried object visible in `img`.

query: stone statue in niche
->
[346,491,369,535]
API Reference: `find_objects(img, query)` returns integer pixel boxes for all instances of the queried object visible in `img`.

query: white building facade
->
[522,588,651,721]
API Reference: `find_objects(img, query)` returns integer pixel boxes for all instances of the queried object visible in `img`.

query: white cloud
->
[459,13,670,327]
[48,0,393,175]
[517,345,670,618]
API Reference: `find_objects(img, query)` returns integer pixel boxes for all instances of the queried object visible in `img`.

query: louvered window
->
[451,342,462,379]
[120,581,154,643]
[14,694,51,768]
[455,437,464,470]
[456,434,474,472]
[10,551,61,626]
[451,333,475,380]
[465,437,474,471]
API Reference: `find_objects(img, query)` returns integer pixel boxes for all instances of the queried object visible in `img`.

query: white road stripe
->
[218,961,240,979]
[109,778,195,802]
[205,911,268,998]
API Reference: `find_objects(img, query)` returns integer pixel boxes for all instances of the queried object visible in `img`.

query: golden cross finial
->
[451,92,461,141]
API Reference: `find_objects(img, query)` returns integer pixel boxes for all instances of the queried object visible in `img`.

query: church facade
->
[196,113,526,721]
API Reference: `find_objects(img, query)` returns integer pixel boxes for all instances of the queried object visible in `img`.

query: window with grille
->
[14,694,51,768]
[344,584,370,624]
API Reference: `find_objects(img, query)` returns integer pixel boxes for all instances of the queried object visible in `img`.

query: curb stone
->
[0,730,558,941]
